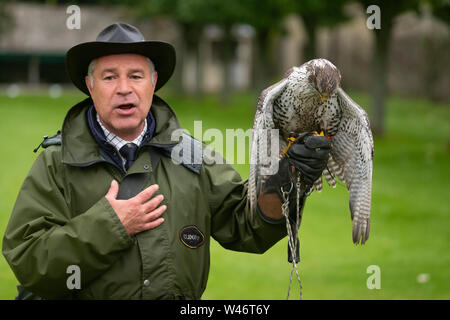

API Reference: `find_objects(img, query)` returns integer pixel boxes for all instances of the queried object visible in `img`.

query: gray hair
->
[87,57,156,88]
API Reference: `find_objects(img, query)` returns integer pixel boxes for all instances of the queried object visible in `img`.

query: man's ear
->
[152,72,158,88]
[85,76,93,95]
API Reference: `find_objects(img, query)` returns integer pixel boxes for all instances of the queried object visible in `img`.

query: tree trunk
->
[173,26,186,96]
[220,25,233,105]
[303,18,317,61]
[252,29,272,94]
[195,34,203,96]
[370,14,393,136]
[183,25,203,96]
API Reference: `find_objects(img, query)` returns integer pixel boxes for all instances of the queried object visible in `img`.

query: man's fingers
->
[142,194,164,213]
[289,158,325,170]
[304,135,332,149]
[289,145,330,160]
[105,180,119,201]
[144,217,165,230]
[144,204,167,222]
[135,184,159,203]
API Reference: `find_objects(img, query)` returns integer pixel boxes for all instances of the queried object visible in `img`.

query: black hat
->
[66,22,176,95]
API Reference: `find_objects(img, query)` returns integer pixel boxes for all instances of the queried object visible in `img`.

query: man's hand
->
[258,132,332,221]
[105,180,166,236]
[285,132,332,185]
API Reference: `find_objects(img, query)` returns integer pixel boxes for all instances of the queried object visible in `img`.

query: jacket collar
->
[61,95,181,166]
[87,103,155,150]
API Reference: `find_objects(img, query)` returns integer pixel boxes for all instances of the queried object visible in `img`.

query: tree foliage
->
[355,0,423,136]
[426,0,450,24]
[0,2,12,38]
[287,0,351,60]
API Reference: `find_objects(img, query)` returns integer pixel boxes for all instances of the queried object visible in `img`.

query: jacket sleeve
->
[205,160,287,254]
[2,148,134,299]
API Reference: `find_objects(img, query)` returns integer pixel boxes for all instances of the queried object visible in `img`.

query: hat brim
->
[66,41,176,95]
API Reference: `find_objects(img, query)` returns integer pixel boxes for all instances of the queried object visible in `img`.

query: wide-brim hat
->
[66,22,176,95]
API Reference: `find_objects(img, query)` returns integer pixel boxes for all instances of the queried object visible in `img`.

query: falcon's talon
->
[314,131,325,136]
[282,136,296,155]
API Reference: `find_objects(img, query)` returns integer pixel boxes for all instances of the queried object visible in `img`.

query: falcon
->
[248,58,374,245]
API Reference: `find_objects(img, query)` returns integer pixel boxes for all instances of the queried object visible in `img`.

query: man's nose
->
[116,77,132,96]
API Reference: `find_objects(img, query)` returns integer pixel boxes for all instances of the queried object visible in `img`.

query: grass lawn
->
[0,88,449,300]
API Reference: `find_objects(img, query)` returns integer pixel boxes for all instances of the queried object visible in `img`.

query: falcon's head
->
[305,59,341,102]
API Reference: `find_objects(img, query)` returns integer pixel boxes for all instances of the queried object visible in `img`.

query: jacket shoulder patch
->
[33,131,62,153]
[166,132,203,174]
[179,225,205,249]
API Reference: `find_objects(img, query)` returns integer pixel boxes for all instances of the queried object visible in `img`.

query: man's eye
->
[130,75,143,80]
[103,75,115,80]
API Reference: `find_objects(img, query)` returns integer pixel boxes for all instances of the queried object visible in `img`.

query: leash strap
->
[282,172,303,300]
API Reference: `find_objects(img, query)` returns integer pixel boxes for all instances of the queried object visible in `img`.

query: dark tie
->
[119,143,138,171]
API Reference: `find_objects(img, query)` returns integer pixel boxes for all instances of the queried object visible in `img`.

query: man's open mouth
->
[117,103,135,110]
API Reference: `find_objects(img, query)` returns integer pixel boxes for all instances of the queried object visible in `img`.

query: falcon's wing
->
[329,88,374,244]
[247,77,289,219]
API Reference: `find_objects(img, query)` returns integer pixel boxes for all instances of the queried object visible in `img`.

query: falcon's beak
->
[320,95,328,102]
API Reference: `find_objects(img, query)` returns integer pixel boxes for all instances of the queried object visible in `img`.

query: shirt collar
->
[96,113,147,151]
[61,96,175,167]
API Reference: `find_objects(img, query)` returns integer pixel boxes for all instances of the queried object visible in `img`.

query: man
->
[2,23,330,299]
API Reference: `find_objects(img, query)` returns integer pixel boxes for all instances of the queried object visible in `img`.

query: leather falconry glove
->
[257,132,332,262]
[261,132,332,200]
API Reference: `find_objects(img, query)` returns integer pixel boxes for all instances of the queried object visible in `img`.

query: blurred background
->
[0,0,449,300]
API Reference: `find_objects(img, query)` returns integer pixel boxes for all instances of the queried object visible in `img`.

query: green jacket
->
[2,96,286,300]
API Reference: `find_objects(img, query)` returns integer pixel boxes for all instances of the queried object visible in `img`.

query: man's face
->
[85,53,157,140]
